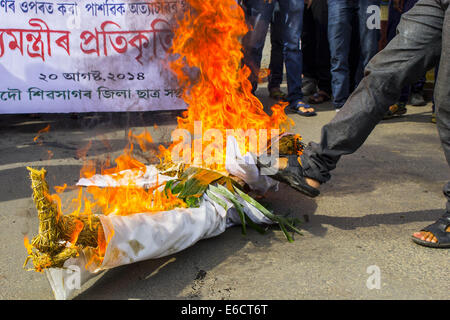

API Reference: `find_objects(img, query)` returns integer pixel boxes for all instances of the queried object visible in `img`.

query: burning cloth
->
[22,0,306,299]
[24,136,302,300]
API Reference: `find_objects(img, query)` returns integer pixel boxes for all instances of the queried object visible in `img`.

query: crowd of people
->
[244,0,449,248]
[240,0,436,120]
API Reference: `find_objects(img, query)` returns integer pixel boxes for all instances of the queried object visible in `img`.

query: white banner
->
[0,0,187,113]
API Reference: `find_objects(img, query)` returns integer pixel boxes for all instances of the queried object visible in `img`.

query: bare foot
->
[305,177,320,189]
[276,155,446,244]
[298,106,316,113]
[412,226,450,244]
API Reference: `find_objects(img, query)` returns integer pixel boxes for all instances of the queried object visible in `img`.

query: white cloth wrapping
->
[46,137,277,299]
[225,135,279,194]
[76,165,174,189]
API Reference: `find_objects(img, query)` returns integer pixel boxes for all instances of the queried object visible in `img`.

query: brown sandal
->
[308,91,331,104]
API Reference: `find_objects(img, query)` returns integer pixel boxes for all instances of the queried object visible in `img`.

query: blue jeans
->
[242,0,305,105]
[327,0,381,109]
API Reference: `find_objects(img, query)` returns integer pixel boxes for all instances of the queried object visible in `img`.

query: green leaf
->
[164,180,176,197]
[243,216,267,234]
[234,187,274,217]
[279,221,294,243]
[173,167,236,200]
[185,196,200,208]
[171,181,184,195]
[205,189,228,210]
[233,186,303,241]
[210,185,246,235]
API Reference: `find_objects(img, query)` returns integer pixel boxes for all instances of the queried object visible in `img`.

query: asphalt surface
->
[1,89,449,300]
[1,37,449,299]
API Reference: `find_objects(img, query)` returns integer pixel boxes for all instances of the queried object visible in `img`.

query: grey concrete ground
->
[1,89,449,300]
[1,34,449,299]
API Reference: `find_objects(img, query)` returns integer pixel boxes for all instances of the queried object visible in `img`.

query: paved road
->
[1,88,448,299]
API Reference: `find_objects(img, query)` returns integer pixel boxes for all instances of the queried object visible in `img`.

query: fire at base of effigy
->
[22,0,307,299]
[23,134,304,299]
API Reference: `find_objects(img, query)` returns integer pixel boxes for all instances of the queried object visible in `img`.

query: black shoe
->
[257,155,320,198]
[410,92,426,106]
[269,87,287,101]
[302,77,317,96]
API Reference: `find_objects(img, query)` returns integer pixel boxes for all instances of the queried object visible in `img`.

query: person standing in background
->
[242,0,317,116]
[327,0,381,112]
[301,0,332,105]
[264,0,450,248]
[383,0,429,119]
[267,1,288,101]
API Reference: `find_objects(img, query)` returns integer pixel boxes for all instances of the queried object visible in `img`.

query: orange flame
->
[33,124,50,143]
[39,0,296,270]
[24,236,33,255]
[167,0,292,169]
[68,219,84,246]
[54,129,185,219]
[43,129,185,269]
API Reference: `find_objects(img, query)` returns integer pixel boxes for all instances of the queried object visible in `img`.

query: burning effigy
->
[23,0,304,299]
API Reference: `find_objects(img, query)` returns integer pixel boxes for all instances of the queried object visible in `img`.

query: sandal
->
[269,88,287,101]
[257,154,320,198]
[411,212,450,248]
[308,91,331,104]
[383,102,407,119]
[288,101,317,117]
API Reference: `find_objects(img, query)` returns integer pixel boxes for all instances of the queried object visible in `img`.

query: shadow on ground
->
[74,224,286,299]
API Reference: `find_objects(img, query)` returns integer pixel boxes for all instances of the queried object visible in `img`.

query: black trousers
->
[300,0,450,211]
[301,0,332,95]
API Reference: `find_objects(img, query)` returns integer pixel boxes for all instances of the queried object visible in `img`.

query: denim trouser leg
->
[411,77,426,92]
[301,3,316,80]
[278,0,304,105]
[301,0,446,195]
[242,0,274,92]
[355,0,381,85]
[328,0,354,109]
[268,2,284,90]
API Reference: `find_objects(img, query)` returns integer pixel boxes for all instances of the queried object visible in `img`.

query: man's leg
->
[413,5,450,244]
[301,1,318,92]
[409,76,427,106]
[355,0,381,86]
[278,0,304,106]
[387,0,410,105]
[301,3,315,80]
[241,0,274,93]
[327,0,354,110]
[311,0,332,96]
[386,0,426,107]
[386,0,402,42]
[268,1,285,96]
[300,0,443,184]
